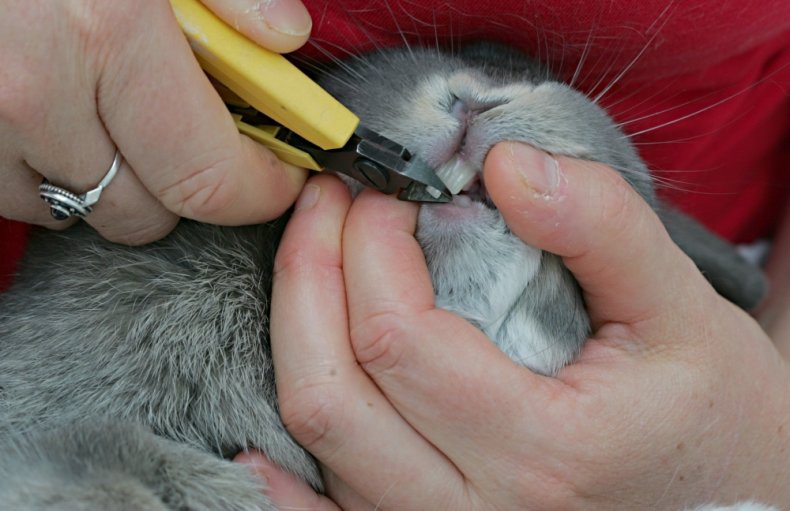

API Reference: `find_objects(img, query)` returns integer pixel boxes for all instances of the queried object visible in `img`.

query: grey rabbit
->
[0,42,768,510]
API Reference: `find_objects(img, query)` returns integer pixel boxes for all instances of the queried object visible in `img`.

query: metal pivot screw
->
[353,160,390,190]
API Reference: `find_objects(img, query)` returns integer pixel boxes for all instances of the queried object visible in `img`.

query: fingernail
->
[507,142,561,198]
[294,183,320,211]
[259,0,312,37]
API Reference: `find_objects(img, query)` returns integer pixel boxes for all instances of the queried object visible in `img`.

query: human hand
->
[263,142,790,510]
[0,0,312,245]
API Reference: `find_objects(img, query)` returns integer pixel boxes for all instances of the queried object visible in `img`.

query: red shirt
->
[1,1,788,291]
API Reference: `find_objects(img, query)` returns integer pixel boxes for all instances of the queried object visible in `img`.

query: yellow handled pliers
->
[169,0,452,203]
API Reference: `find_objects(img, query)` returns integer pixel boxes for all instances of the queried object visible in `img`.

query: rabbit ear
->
[657,203,768,310]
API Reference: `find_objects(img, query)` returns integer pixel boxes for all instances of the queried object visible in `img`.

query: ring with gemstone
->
[38,150,123,220]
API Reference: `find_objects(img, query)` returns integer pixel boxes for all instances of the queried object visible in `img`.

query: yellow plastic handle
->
[170,0,359,150]
[231,116,322,171]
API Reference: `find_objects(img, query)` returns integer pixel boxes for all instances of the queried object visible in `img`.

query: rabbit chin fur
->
[0,42,770,510]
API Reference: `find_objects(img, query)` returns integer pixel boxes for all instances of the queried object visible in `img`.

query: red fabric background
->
[1,1,788,291]
[297,0,790,243]
[0,220,29,292]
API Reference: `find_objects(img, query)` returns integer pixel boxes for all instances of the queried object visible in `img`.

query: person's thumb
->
[201,0,313,53]
[483,141,716,329]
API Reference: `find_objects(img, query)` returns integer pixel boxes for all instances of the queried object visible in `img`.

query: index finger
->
[270,177,466,509]
[97,1,307,225]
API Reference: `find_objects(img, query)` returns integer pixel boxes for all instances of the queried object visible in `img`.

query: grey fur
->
[0,42,766,508]
[0,421,268,511]
[0,221,318,509]
[657,205,768,309]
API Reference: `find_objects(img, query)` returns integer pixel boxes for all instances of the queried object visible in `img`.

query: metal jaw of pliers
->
[282,126,452,203]
[231,107,452,203]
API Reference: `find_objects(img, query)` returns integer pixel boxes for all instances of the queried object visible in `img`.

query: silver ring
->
[38,150,123,220]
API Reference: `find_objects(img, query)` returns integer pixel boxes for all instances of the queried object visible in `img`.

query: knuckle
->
[68,2,114,49]
[273,233,343,278]
[156,138,293,222]
[157,157,237,221]
[597,171,638,232]
[273,243,312,276]
[273,244,335,279]
[71,1,169,105]
[68,2,128,68]
[69,1,151,53]
[352,311,410,375]
[0,5,52,130]
[278,381,346,450]
[0,69,43,132]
